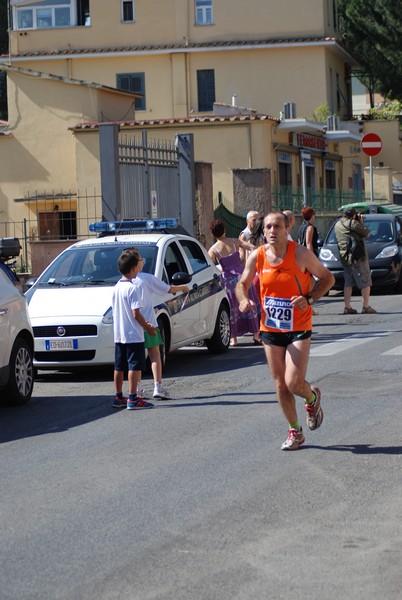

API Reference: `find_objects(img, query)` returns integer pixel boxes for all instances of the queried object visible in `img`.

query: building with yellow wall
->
[1,0,372,270]
[8,0,352,120]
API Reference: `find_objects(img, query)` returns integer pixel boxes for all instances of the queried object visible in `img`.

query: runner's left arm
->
[235,249,258,313]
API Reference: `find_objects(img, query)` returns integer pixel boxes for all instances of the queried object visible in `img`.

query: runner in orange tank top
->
[235,212,335,451]
[256,240,312,333]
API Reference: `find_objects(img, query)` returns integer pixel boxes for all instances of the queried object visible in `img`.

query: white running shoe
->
[153,384,171,400]
[281,428,305,451]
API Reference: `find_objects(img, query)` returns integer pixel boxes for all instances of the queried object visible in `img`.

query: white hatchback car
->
[0,268,34,405]
[25,219,231,371]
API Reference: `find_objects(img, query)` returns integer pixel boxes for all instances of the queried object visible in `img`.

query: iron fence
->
[0,190,103,273]
[2,184,390,273]
[213,186,390,241]
[271,186,387,213]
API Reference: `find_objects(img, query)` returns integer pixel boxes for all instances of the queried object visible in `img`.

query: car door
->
[178,238,220,337]
[395,217,402,266]
[160,241,200,344]
[0,271,19,371]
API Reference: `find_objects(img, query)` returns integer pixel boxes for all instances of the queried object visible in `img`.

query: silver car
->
[0,268,34,405]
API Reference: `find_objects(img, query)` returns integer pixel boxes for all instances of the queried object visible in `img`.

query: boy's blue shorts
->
[114,342,146,371]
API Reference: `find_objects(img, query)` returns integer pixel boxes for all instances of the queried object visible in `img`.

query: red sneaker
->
[112,395,127,409]
[281,428,305,451]
[305,386,323,430]
[127,397,154,410]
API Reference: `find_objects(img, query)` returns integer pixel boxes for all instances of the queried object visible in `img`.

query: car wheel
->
[2,337,34,406]
[205,302,231,354]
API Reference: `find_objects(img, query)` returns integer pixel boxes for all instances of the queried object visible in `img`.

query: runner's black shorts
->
[260,330,312,347]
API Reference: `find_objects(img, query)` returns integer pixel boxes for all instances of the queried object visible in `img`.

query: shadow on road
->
[0,393,117,445]
[156,391,276,409]
[33,366,114,384]
[304,444,402,455]
[0,388,274,445]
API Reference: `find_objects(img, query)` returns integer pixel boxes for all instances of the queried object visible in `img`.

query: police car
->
[25,219,231,371]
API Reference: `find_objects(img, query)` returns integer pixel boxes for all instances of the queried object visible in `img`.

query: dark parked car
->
[319,213,402,292]
[338,202,402,218]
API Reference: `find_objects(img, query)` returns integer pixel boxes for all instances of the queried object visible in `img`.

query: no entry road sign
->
[361,132,382,157]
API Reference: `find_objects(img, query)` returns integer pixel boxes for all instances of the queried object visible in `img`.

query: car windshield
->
[35,243,158,286]
[366,220,394,242]
[326,219,395,244]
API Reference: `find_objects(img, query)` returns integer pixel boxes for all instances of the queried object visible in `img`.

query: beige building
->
[0,0,372,271]
[8,0,352,120]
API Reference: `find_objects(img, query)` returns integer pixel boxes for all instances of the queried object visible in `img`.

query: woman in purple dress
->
[208,219,261,346]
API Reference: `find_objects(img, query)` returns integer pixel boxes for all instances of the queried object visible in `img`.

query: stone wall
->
[232,168,272,217]
[195,162,214,249]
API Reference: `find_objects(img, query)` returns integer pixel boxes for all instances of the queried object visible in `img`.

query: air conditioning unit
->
[283,102,296,119]
[326,115,340,130]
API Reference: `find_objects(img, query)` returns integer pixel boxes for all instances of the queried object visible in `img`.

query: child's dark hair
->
[117,247,141,275]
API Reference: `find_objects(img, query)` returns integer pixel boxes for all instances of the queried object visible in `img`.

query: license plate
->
[45,339,79,351]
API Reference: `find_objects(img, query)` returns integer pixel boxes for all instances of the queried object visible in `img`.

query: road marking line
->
[310,333,389,357]
[382,346,402,356]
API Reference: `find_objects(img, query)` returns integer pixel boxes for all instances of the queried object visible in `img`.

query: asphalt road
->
[1,291,401,600]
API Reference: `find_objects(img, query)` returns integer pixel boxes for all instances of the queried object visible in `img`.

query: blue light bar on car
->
[89,218,178,233]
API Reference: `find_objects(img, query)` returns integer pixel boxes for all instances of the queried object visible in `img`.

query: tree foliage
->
[338,0,402,104]
[312,102,331,123]
[369,100,402,121]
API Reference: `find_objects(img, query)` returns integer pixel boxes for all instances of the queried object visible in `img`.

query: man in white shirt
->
[239,210,259,263]
[283,209,295,241]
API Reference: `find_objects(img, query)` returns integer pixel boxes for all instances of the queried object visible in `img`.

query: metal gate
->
[119,131,180,220]
[100,125,195,234]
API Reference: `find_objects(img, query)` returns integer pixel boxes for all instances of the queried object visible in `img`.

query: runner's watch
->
[304,294,314,305]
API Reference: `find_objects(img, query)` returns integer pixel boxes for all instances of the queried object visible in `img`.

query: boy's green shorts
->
[144,329,163,349]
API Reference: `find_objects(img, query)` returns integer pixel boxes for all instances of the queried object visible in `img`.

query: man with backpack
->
[334,208,377,314]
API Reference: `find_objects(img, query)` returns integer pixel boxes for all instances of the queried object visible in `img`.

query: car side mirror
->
[24,277,37,290]
[171,272,192,285]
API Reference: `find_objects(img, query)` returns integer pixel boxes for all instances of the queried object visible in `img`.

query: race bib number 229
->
[263,297,294,330]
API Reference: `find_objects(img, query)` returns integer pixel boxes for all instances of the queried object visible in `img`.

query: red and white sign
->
[361,132,382,157]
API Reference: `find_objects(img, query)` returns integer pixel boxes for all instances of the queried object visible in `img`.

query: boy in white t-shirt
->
[132,258,189,399]
[111,248,156,410]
